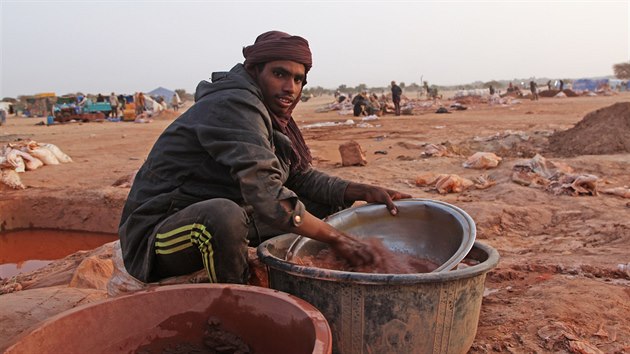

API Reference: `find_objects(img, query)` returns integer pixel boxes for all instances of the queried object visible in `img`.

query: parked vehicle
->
[84,100,112,116]
[53,96,107,123]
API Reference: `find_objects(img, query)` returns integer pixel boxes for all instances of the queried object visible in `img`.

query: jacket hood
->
[194,64,260,102]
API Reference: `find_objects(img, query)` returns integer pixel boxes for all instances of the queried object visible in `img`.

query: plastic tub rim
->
[259,237,499,285]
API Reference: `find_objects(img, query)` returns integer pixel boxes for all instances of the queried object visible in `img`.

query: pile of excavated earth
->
[547,101,630,156]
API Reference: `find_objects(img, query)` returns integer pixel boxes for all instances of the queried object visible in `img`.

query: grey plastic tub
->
[258,199,499,354]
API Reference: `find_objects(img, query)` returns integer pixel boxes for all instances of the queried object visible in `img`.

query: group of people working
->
[350,81,404,117]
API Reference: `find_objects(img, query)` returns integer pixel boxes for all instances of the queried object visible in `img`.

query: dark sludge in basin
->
[4,284,334,354]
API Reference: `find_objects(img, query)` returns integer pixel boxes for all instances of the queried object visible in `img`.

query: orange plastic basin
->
[5,284,332,354]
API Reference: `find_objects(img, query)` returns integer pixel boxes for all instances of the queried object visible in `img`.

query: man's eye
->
[273,71,284,78]
[294,77,303,84]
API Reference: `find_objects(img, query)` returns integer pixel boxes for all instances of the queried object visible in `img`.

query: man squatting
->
[118,31,412,284]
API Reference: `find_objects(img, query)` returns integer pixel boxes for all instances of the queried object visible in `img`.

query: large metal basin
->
[4,284,332,354]
[290,198,476,273]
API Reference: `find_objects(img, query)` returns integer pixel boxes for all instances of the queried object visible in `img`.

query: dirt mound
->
[539,89,559,98]
[501,91,523,98]
[546,102,630,156]
[562,89,579,97]
[539,89,578,98]
[454,96,487,105]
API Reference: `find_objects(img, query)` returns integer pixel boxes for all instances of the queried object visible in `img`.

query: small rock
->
[0,282,23,294]
[339,140,367,166]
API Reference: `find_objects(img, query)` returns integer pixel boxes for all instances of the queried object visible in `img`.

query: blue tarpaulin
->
[147,87,180,105]
[572,78,608,91]
[571,78,629,91]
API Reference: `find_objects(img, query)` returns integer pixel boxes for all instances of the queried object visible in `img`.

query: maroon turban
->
[243,31,312,83]
[243,31,313,173]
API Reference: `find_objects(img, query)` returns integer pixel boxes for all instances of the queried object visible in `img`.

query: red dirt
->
[547,102,630,156]
[1,93,629,353]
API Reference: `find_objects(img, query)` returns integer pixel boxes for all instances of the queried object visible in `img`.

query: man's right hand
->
[282,201,380,267]
[329,234,379,267]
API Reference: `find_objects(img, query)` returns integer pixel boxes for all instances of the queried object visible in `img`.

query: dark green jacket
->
[118,64,349,281]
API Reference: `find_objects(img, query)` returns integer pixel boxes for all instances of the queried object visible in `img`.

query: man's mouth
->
[277,96,294,108]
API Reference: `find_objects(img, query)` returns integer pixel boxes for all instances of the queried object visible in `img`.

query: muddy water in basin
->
[292,237,441,273]
[0,229,118,278]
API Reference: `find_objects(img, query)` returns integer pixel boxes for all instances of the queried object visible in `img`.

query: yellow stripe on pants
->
[155,223,217,282]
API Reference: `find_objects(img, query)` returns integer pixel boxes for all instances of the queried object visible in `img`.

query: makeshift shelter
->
[608,79,626,91]
[143,95,165,113]
[147,87,180,108]
[572,78,613,92]
[24,93,56,117]
[0,102,13,114]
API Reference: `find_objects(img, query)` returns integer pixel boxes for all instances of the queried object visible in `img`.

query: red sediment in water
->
[0,229,118,278]
[292,238,439,274]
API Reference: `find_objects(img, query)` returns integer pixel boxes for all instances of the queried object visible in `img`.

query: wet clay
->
[292,237,439,273]
[203,316,252,353]
[136,315,252,354]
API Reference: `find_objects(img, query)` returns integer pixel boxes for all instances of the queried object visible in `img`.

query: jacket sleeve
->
[195,89,303,228]
[285,167,351,209]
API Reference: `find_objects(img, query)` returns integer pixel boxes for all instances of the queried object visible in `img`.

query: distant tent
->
[147,87,180,107]
[608,79,623,90]
[572,78,610,92]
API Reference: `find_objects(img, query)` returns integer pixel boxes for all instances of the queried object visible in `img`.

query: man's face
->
[256,60,305,116]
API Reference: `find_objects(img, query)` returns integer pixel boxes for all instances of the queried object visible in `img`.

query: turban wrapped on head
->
[243,31,312,83]
[242,31,314,173]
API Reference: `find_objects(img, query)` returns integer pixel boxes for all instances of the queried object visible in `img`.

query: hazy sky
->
[1,0,628,98]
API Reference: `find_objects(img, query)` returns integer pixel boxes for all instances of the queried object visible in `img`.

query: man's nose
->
[282,78,298,94]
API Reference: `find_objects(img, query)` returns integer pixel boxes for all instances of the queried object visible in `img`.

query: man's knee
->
[189,199,248,232]
[186,199,250,283]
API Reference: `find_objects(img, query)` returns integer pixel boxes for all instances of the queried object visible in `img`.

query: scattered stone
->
[600,187,630,198]
[0,282,22,295]
[69,256,114,290]
[511,154,599,196]
[436,107,450,114]
[415,173,496,194]
[463,152,502,169]
[339,140,367,166]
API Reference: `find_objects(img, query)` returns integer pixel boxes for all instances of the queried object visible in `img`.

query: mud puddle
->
[0,229,118,278]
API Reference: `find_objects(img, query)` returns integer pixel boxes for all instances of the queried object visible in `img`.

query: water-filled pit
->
[0,229,118,279]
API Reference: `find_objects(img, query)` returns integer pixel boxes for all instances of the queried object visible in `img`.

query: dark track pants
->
[151,198,340,284]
